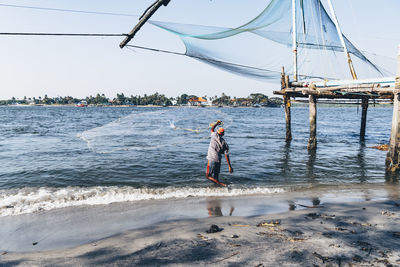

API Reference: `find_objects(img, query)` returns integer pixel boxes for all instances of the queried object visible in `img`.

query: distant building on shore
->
[188,97,208,106]
[76,100,88,107]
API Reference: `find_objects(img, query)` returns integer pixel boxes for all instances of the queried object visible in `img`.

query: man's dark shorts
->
[207,161,221,180]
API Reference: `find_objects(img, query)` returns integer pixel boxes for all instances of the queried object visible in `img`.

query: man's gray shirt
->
[207,132,229,162]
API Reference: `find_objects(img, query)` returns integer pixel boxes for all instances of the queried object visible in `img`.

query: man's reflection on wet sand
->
[207,198,234,217]
[385,172,399,200]
[288,197,322,211]
[288,200,296,211]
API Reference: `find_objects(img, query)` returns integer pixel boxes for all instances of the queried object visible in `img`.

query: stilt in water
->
[360,97,369,141]
[386,45,400,172]
[307,95,317,150]
[284,95,292,142]
[282,67,292,142]
[386,93,400,172]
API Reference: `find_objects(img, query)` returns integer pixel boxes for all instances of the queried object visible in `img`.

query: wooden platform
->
[274,84,395,100]
[273,47,400,172]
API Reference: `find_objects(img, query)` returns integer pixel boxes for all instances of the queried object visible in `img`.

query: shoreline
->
[1,198,400,266]
[1,102,393,108]
[1,183,397,218]
[0,185,400,262]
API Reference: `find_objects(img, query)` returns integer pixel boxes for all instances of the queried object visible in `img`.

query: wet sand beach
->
[1,190,400,266]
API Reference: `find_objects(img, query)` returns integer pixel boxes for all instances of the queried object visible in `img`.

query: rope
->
[126,44,186,57]
[0,3,138,17]
[126,44,332,80]
[0,32,127,37]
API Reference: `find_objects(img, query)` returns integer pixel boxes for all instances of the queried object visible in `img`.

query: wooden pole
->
[292,0,298,81]
[281,67,286,89]
[386,93,400,172]
[386,45,400,172]
[327,0,358,80]
[120,0,171,48]
[284,95,292,142]
[306,149,316,180]
[397,45,400,92]
[307,95,317,150]
[360,97,369,141]
[282,67,292,142]
[285,75,290,88]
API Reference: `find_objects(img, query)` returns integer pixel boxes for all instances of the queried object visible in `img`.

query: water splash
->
[78,108,233,154]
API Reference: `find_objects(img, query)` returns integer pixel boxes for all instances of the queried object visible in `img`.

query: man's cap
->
[217,127,224,134]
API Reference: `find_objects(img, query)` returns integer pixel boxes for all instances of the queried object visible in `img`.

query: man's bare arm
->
[225,154,233,173]
[211,120,221,133]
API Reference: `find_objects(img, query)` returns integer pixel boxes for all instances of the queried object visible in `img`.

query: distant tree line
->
[211,93,282,107]
[0,92,283,107]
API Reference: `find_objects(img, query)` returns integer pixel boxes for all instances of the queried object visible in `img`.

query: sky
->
[0,0,399,100]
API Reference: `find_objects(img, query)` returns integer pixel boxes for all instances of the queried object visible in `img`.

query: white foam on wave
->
[0,186,285,217]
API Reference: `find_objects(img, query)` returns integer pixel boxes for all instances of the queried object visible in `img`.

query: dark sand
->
[1,198,400,266]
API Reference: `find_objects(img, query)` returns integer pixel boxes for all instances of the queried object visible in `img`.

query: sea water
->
[0,105,396,217]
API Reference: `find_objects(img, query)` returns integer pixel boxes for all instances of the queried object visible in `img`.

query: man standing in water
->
[206,120,233,187]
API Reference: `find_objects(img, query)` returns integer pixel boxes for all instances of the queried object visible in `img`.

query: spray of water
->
[78,108,233,154]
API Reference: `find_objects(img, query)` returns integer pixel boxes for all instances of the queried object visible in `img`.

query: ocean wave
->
[0,186,285,217]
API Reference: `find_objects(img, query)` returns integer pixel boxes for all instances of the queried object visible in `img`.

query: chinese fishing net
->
[141,0,392,82]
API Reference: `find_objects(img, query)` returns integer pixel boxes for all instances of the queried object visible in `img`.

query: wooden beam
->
[285,75,290,88]
[360,97,369,141]
[386,45,400,172]
[297,84,385,93]
[307,95,317,150]
[327,0,358,79]
[386,92,400,172]
[281,67,286,89]
[274,85,396,99]
[281,68,292,142]
[301,89,337,97]
[284,95,292,142]
[120,0,171,48]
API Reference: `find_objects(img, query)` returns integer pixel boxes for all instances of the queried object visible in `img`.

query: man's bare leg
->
[206,175,226,187]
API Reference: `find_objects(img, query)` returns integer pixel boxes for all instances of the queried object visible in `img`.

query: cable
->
[0,32,127,37]
[127,44,185,56]
[126,44,333,80]
[127,44,281,74]
[0,3,138,17]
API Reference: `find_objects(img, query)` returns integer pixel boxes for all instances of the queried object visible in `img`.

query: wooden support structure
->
[291,0,298,82]
[327,0,358,80]
[284,95,292,142]
[307,95,317,150]
[119,0,171,48]
[282,67,292,142]
[274,65,396,156]
[386,46,400,172]
[274,47,399,172]
[386,92,400,172]
[276,85,394,99]
[360,97,369,141]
